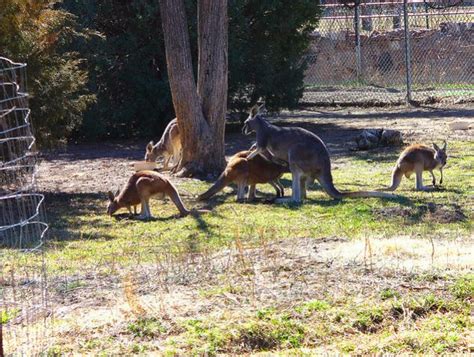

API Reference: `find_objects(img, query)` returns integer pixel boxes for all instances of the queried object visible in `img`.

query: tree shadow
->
[41,192,121,244]
[281,107,474,121]
[348,146,401,164]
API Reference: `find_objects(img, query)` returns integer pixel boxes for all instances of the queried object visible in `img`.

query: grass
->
[159,288,472,355]
[2,138,473,355]
[24,139,471,275]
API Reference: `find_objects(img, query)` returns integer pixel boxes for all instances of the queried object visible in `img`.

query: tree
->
[62,0,320,143]
[159,0,227,177]
[0,0,94,147]
[228,0,320,114]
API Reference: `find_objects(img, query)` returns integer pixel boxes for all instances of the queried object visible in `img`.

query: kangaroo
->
[107,170,190,219]
[386,142,447,191]
[198,149,287,202]
[145,118,182,171]
[242,104,395,203]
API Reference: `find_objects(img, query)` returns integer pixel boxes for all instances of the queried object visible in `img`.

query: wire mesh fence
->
[303,0,474,106]
[1,57,50,355]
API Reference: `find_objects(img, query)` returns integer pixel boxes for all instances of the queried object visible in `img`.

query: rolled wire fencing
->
[303,0,474,106]
[0,57,50,355]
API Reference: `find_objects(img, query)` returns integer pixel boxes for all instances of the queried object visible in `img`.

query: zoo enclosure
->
[0,57,50,355]
[303,0,474,105]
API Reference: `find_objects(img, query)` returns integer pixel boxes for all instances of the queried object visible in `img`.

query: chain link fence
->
[303,0,474,106]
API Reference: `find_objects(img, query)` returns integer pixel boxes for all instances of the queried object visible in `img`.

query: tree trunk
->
[159,0,227,177]
[197,0,228,171]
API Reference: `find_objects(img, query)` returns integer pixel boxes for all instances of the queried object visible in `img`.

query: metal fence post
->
[403,0,413,104]
[354,1,362,83]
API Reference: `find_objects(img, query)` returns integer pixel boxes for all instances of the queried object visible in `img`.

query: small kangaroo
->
[198,149,287,202]
[386,142,447,191]
[243,104,395,203]
[145,118,182,171]
[107,170,190,219]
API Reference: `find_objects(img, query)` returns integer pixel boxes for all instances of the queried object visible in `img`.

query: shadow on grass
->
[348,147,401,164]
[42,192,119,244]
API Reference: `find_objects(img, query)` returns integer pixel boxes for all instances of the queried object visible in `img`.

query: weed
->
[127,317,166,338]
[450,274,474,300]
[380,288,400,300]
[295,299,331,315]
[0,308,20,324]
[353,307,384,332]
[234,316,305,352]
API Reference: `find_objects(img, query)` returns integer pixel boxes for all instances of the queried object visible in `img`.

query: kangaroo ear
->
[432,143,440,151]
[107,191,115,202]
[442,140,447,151]
[146,141,154,152]
[258,103,266,113]
[115,188,120,197]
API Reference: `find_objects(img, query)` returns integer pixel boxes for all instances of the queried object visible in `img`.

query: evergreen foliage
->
[2,0,320,143]
[0,0,95,146]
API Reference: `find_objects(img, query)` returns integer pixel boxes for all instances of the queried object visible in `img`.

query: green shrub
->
[62,0,321,140]
[0,1,94,147]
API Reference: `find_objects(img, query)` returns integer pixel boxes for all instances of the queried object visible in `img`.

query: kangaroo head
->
[242,103,266,135]
[145,141,165,162]
[432,140,447,167]
[106,189,120,216]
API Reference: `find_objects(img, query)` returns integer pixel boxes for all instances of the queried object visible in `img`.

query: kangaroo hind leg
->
[247,184,256,201]
[138,199,152,220]
[291,169,303,203]
[415,165,428,191]
[236,182,247,202]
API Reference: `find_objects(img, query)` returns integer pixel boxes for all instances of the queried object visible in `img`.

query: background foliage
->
[0,0,95,147]
[1,0,320,145]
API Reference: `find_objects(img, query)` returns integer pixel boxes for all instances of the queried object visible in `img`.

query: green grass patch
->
[0,140,468,275]
[126,317,167,338]
[450,274,474,300]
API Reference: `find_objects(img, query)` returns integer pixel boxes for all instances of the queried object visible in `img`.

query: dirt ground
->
[36,105,473,194]
[12,105,470,354]
[41,235,473,354]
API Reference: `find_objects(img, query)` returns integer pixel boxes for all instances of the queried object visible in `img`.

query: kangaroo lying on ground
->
[198,149,287,202]
[386,142,447,191]
[145,118,182,171]
[242,104,395,203]
[107,170,190,219]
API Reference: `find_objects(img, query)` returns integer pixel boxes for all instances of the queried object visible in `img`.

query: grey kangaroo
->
[242,104,395,203]
[145,118,182,172]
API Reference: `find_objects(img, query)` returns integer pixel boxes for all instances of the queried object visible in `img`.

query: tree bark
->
[197,0,228,171]
[159,0,227,177]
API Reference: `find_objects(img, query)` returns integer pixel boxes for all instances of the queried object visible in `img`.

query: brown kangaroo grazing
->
[198,149,287,202]
[242,104,395,203]
[386,142,447,191]
[145,118,182,171]
[107,170,190,219]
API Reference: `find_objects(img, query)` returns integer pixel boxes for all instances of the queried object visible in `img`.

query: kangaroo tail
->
[198,172,230,201]
[319,171,395,199]
[318,171,344,199]
[341,191,396,198]
[384,166,403,192]
[165,182,190,216]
